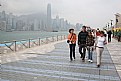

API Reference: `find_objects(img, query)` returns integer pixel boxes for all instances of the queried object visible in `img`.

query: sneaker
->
[97,65,100,68]
[82,59,85,62]
[88,59,91,62]
[90,60,93,63]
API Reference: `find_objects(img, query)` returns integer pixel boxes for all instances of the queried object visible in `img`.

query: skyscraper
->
[47,3,52,31]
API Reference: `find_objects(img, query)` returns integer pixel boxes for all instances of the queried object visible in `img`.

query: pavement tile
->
[1,40,121,81]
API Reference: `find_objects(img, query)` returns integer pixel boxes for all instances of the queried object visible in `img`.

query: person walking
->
[107,30,112,42]
[104,29,107,37]
[67,29,76,61]
[118,30,121,42]
[86,32,95,63]
[78,26,88,62]
[95,31,107,67]
[96,28,100,39]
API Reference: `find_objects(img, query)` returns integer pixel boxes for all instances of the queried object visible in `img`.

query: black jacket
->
[78,31,88,45]
[107,31,112,36]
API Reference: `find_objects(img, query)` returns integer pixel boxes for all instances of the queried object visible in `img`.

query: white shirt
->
[97,36,106,48]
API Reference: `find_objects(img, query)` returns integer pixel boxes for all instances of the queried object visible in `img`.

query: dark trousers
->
[79,45,86,60]
[118,36,121,42]
[108,35,111,42]
[69,44,76,60]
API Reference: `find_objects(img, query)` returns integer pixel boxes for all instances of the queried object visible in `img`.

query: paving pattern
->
[1,42,121,81]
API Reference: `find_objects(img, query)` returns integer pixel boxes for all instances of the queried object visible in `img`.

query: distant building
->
[34,19,39,31]
[0,21,6,31]
[60,18,64,31]
[6,13,13,30]
[55,15,60,30]
[115,13,121,28]
[1,11,6,21]
[16,20,24,31]
[76,23,83,31]
[47,3,52,31]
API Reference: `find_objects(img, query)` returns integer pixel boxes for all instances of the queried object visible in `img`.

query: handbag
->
[67,34,73,43]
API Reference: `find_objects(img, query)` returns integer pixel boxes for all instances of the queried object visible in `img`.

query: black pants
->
[108,35,111,42]
[118,36,121,42]
[79,45,86,60]
[69,44,76,60]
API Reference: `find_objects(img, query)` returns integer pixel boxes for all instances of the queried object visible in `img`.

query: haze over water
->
[0,31,68,42]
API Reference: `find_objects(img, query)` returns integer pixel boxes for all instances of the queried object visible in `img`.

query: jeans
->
[79,44,86,60]
[69,44,76,60]
[87,46,93,60]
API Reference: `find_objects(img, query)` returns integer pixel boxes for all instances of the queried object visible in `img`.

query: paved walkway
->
[0,40,121,81]
[106,38,121,79]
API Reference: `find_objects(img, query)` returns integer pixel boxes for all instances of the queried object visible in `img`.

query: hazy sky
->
[1,0,121,28]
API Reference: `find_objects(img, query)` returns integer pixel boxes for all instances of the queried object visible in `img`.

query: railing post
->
[14,40,17,51]
[46,37,48,44]
[52,36,54,42]
[57,35,58,41]
[61,35,62,40]
[29,39,31,48]
[64,35,66,39]
[39,38,41,46]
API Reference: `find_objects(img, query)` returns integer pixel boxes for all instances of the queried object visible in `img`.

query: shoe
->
[70,59,73,62]
[88,59,91,62]
[90,60,93,63]
[97,65,100,68]
[73,58,75,61]
[82,59,85,62]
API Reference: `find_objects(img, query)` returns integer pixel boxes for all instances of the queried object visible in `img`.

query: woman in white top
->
[95,31,107,67]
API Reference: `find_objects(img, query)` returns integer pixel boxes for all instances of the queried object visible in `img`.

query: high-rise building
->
[60,18,64,31]
[34,19,39,31]
[0,21,6,31]
[1,11,6,21]
[6,13,13,30]
[47,3,52,31]
[56,15,60,30]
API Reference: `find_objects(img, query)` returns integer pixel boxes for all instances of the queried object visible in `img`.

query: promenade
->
[0,39,121,81]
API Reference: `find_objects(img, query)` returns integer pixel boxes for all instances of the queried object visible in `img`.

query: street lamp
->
[110,20,113,28]
[108,22,110,29]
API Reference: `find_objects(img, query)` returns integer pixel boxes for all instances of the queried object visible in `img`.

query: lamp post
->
[108,22,110,30]
[111,20,113,28]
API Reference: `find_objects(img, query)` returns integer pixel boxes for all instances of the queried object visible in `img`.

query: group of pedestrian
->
[67,26,107,68]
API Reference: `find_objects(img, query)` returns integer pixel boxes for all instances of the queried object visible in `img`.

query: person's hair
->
[100,31,104,35]
[97,28,99,30]
[82,26,86,29]
[69,29,74,33]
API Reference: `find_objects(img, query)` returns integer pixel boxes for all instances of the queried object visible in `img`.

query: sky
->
[0,0,121,28]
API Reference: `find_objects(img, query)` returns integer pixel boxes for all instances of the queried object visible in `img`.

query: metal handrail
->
[0,35,67,54]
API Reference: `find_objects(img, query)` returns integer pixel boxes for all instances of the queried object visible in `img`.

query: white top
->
[104,30,107,34]
[96,36,106,48]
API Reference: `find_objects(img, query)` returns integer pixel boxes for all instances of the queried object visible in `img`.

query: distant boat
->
[52,30,58,32]
[6,30,12,32]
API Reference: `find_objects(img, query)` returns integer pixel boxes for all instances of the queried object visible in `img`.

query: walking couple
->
[67,26,107,67]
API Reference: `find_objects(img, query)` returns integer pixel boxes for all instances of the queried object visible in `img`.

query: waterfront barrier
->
[0,35,67,54]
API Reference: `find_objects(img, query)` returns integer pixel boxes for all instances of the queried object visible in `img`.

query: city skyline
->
[0,0,121,28]
[0,3,81,31]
